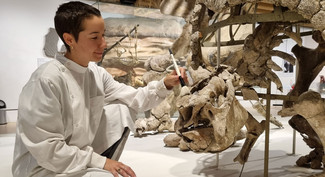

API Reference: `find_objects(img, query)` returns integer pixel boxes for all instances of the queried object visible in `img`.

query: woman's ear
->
[63,33,74,46]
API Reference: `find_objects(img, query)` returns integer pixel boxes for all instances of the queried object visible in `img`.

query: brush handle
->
[169,49,181,76]
[179,76,186,87]
[169,49,186,87]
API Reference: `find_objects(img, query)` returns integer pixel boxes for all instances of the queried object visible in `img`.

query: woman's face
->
[68,15,107,66]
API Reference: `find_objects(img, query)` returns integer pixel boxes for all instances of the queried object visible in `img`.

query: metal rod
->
[239,162,245,177]
[235,92,300,102]
[264,79,271,177]
[290,24,299,156]
[217,28,221,67]
[253,2,257,32]
[292,129,296,154]
[201,8,307,40]
[203,31,313,47]
[98,24,139,66]
[216,153,219,168]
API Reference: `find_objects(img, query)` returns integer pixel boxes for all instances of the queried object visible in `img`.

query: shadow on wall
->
[43,27,66,58]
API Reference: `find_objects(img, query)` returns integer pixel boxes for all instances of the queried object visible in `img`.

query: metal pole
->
[253,2,257,31]
[217,28,221,68]
[215,26,221,167]
[98,24,139,66]
[264,80,271,177]
[292,129,296,154]
[216,153,219,168]
[291,24,300,155]
[215,28,221,68]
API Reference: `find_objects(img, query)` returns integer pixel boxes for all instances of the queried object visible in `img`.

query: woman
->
[12,1,187,177]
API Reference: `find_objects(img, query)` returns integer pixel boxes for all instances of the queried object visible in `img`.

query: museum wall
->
[271,30,321,98]
[0,0,143,122]
[0,0,66,122]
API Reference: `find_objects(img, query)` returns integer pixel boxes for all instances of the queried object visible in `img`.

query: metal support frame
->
[216,153,219,167]
[234,87,312,176]
[201,6,308,41]
[290,25,301,156]
[203,31,313,47]
[216,28,221,67]
[204,3,309,177]
[264,80,271,177]
[292,129,296,155]
[234,88,300,176]
[97,24,139,66]
[235,92,299,101]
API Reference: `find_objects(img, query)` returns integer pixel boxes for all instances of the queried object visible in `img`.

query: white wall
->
[0,0,67,122]
[0,0,127,122]
[271,29,320,96]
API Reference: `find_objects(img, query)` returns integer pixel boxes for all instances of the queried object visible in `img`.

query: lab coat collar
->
[55,52,88,74]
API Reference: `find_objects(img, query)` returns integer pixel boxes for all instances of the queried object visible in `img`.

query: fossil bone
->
[293,91,325,170]
[170,65,265,164]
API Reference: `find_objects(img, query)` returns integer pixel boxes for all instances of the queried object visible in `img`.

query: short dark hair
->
[54,1,101,52]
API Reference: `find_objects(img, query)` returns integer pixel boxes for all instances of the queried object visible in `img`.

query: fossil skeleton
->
[128,0,325,174]
[158,0,325,172]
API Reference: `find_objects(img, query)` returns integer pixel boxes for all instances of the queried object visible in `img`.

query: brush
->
[169,49,186,87]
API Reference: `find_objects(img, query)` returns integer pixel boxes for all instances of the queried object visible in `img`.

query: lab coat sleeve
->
[18,78,106,174]
[100,68,171,112]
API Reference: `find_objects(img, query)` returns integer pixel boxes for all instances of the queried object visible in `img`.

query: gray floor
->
[1,100,323,177]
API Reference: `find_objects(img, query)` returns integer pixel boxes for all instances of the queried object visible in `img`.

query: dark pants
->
[101,127,130,160]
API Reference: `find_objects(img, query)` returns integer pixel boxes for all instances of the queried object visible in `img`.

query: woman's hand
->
[104,158,136,177]
[164,67,188,90]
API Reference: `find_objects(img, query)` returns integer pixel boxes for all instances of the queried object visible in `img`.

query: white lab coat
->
[12,53,170,177]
